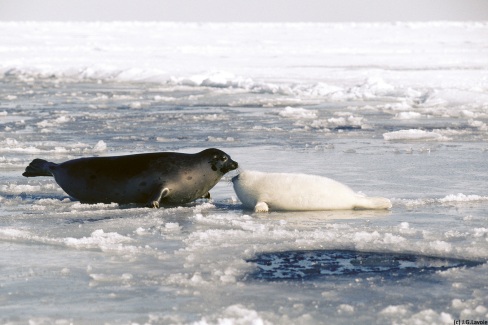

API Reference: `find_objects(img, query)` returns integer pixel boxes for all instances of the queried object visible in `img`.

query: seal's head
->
[201,148,238,174]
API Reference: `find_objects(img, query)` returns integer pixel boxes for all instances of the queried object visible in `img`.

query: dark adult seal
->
[23,148,238,208]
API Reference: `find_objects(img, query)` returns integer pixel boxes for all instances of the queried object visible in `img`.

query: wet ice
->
[1,21,488,324]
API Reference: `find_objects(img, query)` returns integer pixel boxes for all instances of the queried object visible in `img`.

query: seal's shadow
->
[245,250,484,281]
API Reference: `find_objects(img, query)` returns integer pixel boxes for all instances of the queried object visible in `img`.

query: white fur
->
[232,170,392,212]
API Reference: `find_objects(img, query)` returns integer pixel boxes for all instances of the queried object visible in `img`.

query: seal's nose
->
[220,159,238,174]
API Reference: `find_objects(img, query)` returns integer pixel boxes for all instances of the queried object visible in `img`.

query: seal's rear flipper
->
[354,196,392,210]
[147,187,170,208]
[22,159,57,177]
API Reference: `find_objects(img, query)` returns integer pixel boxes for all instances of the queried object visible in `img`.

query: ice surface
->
[0,22,488,324]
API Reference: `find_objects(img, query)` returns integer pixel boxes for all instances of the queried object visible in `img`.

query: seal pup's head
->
[231,170,265,186]
[200,148,238,174]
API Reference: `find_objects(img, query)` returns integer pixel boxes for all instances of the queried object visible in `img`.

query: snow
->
[1,21,488,324]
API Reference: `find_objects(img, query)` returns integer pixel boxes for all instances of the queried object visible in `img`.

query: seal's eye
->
[221,156,228,162]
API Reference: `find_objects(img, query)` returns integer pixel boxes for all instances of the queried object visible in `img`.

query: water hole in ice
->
[246,250,484,281]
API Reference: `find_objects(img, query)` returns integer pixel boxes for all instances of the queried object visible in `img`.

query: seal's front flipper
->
[202,192,211,199]
[23,159,57,177]
[147,187,169,208]
[254,201,269,213]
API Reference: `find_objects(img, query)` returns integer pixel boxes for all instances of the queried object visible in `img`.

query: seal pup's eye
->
[221,156,228,162]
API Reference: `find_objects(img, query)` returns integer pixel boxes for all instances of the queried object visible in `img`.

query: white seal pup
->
[232,170,391,212]
[23,148,238,208]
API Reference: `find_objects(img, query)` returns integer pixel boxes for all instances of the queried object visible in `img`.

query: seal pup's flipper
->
[354,196,392,210]
[147,187,170,208]
[23,159,58,177]
[254,201,269,213]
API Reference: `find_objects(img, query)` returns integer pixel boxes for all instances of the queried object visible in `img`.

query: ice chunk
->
[394,111,423,119]
[195,304,268,325]
[92,140,107,152]
[383,129,448,141]
[439,193,488,203]
[277,106,317,119]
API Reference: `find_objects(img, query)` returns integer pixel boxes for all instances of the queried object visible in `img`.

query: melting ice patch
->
[247,250,483,281]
